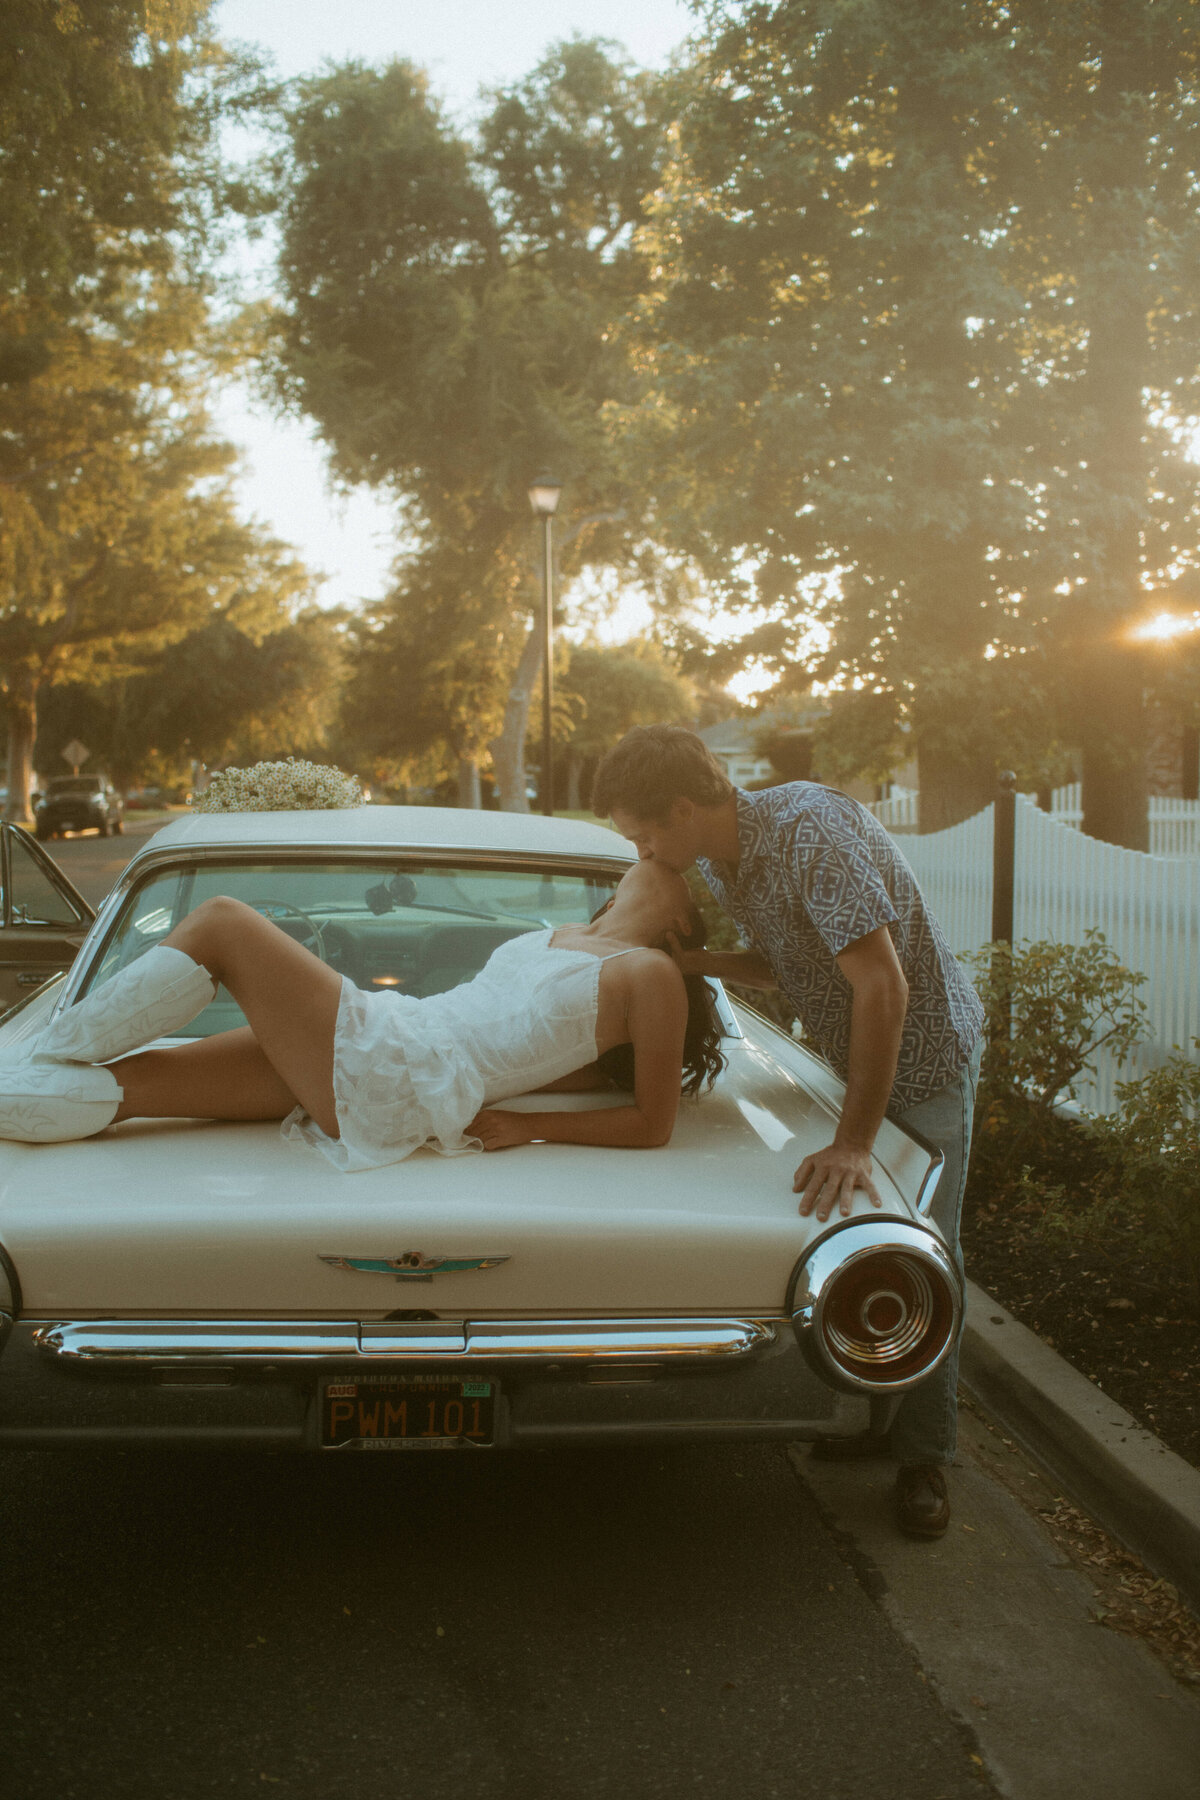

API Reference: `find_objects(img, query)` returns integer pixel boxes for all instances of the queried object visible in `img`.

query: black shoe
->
[810,1431,893,1462]
[894,1463,950,1538]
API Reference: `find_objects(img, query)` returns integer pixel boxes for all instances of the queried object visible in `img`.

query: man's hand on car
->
[794,1142,882,1220]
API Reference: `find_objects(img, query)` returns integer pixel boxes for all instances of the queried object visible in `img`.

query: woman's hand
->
[468,1108,535,1152]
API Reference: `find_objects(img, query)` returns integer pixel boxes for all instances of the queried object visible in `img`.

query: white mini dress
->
[282,928,633,1173]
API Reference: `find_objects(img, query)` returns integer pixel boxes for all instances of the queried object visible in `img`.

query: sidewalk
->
[794,1405,1200,1800]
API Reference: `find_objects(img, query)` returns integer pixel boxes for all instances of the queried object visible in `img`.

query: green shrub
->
[1094,1051,1200,1308]
[968,930,1148,1116]
[964,932,1147,1210]
[966,935,1200,1313]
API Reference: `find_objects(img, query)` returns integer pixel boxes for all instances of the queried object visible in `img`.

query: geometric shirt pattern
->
[698,784,985,1114]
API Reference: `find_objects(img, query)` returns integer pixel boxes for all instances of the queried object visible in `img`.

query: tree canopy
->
[0,0,281,818]
[620,0,1200,844]
[269,39,672,804]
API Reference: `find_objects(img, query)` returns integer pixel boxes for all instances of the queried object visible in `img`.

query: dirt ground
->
[962,1199,1200,1472]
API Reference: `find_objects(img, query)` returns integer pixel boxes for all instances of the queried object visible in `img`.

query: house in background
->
[699,714,916,803]
[697,720,776,788]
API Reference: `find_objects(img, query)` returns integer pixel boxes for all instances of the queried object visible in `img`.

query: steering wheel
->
[251,900,327,964]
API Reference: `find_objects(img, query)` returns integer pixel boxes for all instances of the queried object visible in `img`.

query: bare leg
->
[144,898,343,1136]
[113,1029,299,1125]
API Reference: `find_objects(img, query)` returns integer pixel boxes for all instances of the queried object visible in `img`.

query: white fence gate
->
[888,797,1200,1113]
[872,785,1200,858]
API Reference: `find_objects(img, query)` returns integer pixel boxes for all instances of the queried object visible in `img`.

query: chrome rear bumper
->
[0,1314,870,1449]
[33,1316,776,1369]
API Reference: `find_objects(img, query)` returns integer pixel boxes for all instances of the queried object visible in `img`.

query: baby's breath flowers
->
[192,758,364,813]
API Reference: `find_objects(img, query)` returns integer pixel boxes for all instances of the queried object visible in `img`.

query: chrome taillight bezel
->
[789,1220,962,1395]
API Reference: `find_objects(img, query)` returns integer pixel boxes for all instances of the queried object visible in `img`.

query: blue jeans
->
[887,1040,982,1467]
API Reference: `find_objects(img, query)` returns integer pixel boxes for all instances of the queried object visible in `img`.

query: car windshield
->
[47,778,102,795]
[83,858,623,1037]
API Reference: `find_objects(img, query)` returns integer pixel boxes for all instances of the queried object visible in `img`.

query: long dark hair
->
[593,903,726,1099]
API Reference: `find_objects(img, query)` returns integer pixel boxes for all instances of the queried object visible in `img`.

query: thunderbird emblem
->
[318,1252,511,1284]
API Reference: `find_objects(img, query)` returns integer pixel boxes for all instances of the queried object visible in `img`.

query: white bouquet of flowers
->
[192,758,365,813]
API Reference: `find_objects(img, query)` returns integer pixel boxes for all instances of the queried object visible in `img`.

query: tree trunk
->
[3,663,39,827]
[456,757,482,809]
[916,737,995,834]
[489,623,541,812]
[1069,22,1150,850]
[1078,648,1148,850]
[564,751,583,813]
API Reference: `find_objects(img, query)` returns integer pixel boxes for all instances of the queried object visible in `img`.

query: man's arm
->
[668,943,777,989]
[794,925,908,1221]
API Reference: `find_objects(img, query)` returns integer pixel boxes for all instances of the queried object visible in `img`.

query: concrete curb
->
[959,1278,1200,1612]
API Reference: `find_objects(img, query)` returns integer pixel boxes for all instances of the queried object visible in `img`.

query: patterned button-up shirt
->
[699,785,984,1114]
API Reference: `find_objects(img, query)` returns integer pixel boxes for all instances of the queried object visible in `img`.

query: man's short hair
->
[591,725,734,821]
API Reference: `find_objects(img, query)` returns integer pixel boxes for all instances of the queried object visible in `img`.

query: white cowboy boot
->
[34,945,215,1066]
[0,1061,122,1143]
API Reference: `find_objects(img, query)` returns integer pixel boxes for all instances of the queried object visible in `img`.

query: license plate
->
[320,1375,496,1450]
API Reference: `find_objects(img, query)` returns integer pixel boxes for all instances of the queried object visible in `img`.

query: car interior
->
[82,859,622,1037]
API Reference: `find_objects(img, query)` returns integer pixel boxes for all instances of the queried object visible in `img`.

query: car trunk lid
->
[0,1022,936,1318]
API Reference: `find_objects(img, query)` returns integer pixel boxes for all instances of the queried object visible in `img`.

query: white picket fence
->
[887,797,1200,1113]
[871,785,1200,857]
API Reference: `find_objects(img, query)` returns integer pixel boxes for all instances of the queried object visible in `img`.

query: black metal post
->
[991,769,1017,1044]
[540,512,554,817]
[991,770,1017,945]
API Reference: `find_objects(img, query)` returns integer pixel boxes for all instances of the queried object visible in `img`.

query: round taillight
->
[821,1251,955,1383]
[790,1222,962,1393]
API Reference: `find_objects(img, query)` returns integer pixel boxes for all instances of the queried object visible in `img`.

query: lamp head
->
[528,473,563,517]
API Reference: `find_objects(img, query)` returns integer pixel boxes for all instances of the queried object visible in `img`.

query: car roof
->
[129,805,636,864]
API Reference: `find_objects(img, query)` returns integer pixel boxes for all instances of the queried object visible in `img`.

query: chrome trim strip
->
[320,1252,511,1280]
[461,1320,773,1361]
[708,978,744,1041]
[34,1321,361,1363]
[359,1323,468,1355]
[34,1317,776,1368]
[911,1145,944,1217]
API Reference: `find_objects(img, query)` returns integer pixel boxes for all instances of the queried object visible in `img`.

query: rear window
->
[83,859,622,1037]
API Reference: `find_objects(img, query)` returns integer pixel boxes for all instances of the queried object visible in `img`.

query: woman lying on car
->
[0,859,724,1172]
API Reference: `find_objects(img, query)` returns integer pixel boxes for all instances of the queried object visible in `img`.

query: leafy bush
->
[964,932,1147,1209]
[968,930,1148,1116]
[966,934,1200,1314]
[1093,1052,1200,1308]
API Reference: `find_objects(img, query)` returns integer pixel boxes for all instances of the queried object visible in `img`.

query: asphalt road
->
[38,808,173,910]
[7,818,1199,1799]
[0,1441,992,1800]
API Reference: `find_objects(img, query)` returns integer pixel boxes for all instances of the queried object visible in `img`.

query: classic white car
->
[0,808,960,1453]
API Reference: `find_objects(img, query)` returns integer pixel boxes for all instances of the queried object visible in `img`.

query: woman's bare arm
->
[469,958,688,1151]
[530,1062,616,1094]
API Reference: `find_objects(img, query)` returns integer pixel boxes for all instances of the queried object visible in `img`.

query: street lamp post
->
[528,474,563,816]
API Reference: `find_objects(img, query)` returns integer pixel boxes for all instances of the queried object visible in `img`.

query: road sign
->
[61,739,90,772]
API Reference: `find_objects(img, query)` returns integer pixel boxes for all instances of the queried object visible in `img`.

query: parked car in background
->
[0,807,960,1455]
[34,776,124,841]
